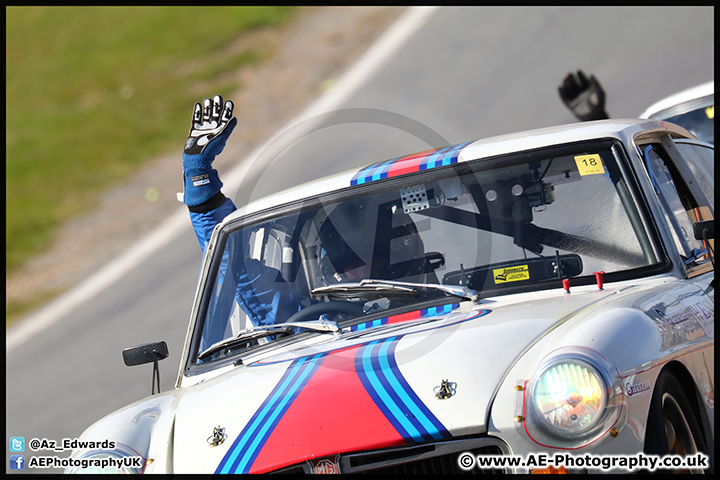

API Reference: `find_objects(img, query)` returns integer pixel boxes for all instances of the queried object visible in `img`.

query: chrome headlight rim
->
[524,347,623,448]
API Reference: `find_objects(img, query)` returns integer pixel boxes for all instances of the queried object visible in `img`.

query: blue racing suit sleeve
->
[190,196,237,253]
[189,195,300,327]
[184,95,300,330]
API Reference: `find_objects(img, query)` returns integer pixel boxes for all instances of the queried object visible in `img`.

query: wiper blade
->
[312,279,479,303]
[312,280,417,298]
[198,319,339,360]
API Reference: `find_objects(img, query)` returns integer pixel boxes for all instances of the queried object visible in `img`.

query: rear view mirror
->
[443,253,583,290]
[122,341,169,395]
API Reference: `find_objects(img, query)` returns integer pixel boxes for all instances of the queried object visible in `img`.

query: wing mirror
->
[122,341,169,395]
[693,220,715,285]
[693,220,714,240]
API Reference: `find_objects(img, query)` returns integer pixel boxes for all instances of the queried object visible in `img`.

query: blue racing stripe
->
[382,338,451,441]
[370,158,396,182]
[422,303,459,317]
[375,339,440,441]
[424,141,471,170]
[216,353,326,474]
[217,358,307,473]
[351,317,387,332]
[352,157,398,185]
[356,337,451,444]
[359,339,423,442]
[421,145,453,170]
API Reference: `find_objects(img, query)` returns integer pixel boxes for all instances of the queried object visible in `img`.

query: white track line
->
[6,6,439,353]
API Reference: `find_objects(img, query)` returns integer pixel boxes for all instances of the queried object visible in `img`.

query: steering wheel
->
[284,301,365,324]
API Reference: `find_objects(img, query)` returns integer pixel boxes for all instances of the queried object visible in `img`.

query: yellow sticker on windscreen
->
[574,154,605,176]
[493,265,530,284]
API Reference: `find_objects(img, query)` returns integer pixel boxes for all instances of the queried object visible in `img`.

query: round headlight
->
[531,359,607,436]
[523,348,624,449]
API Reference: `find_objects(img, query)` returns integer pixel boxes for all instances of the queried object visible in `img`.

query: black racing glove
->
[558,70,609,122]
[181,94,237,207]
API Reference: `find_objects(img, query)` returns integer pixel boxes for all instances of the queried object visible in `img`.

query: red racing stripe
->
[249,345,405,473]
[385,148,439,178]
[385,309,423,325]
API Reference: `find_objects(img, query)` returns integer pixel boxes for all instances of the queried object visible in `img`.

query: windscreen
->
[194,142,659,364]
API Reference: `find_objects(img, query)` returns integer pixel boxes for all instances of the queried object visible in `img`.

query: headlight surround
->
[524,348,624,448]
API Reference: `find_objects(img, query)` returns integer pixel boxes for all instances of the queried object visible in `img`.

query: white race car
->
[68,119,714,474]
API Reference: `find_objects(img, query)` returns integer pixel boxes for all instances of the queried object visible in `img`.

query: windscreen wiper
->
[198,319,340,360]
[312,279,479,303]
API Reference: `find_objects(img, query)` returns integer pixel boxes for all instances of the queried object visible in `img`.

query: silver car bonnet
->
[171,288,615,474]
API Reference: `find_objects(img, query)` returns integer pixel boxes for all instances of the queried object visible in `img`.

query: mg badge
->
[434,379,457,399]
[306,454,341,474]
[207,426,227,447]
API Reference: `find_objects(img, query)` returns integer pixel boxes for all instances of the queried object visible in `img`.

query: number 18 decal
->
[574,154,605,176]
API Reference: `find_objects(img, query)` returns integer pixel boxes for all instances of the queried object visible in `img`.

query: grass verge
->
[6,6,296,325]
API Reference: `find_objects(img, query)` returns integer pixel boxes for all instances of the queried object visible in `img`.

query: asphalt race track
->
[6,7,713,474]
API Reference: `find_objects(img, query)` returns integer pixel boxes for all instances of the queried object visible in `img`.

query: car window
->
[641,144,708,265]
[674,141,714,211]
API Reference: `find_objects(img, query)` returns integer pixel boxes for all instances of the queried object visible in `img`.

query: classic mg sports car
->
[68,119,714,474]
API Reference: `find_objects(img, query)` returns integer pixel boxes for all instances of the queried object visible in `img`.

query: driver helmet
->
[318,195,424,284]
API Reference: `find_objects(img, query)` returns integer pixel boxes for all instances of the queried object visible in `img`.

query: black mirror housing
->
[693,220,714,240]
[123,341,169,367]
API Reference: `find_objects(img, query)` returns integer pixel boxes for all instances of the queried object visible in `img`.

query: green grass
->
[6,6,296,277]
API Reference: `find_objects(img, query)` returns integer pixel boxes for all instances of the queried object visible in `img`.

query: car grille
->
[350,445,505,475]
[272,437,509,475]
